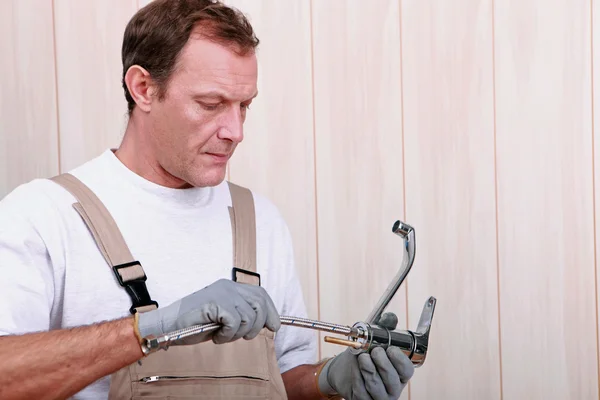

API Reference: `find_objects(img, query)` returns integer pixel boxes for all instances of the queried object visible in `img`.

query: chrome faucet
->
[324,220,437,367]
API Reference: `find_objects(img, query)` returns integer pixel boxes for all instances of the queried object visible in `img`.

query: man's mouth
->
[205,152,230,163]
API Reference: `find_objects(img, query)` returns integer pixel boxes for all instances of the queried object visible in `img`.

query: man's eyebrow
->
[193,90,258,102]
[193,90,226,100]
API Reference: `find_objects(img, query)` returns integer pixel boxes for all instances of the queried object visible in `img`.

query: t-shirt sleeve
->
[272,221,319,374]
[0,186,55,336]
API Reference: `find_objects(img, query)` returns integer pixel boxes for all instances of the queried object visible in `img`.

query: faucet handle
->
[410,296,437,366]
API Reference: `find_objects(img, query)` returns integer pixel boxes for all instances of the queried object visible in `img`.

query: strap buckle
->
[232,267,261,286]
[113,261,159,314]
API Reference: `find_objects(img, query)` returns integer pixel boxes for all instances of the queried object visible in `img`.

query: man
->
[0,0,414,399]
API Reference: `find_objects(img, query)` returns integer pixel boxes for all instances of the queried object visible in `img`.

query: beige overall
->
[51,173,288,399]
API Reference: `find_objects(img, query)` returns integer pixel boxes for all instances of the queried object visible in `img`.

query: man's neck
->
[114,117,190,189]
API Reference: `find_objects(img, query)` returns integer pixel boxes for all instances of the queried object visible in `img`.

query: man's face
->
[147,32,258,188]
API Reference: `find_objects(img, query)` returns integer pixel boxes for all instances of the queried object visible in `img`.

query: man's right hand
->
[137,279,281,345]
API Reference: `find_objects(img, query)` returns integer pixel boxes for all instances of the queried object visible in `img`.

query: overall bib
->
[51,173,288,399]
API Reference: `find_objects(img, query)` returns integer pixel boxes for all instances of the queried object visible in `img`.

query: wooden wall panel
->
[4,1,600,397]
[0,0,59,197]
[495,1,598,398]
[224,1,320,325]
[53,0,137,172]
[310,0,407,375]
[594,0,600,391]
[401,0,500,399]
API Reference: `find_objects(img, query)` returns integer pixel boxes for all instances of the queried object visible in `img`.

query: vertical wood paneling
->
[224,1,319,326]
[401,0,501,399]
[0,0,59,197]
[495,1,598,398]
[4,1,600,397]
[593,0,600,392]
[53,0,137,172]
[311,0,407,379]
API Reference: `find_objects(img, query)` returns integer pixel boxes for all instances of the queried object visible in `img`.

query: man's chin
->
[187,168,227,188]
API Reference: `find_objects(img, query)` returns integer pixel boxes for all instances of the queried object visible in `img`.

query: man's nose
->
[217,105,244,143]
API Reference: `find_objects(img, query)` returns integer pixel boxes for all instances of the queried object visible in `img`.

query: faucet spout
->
[356,220,437,367]
[365,220,416,326]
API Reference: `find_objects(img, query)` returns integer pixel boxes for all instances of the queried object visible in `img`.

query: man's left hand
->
[316,312,414,400]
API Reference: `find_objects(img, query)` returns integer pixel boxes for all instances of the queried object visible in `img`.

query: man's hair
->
[121,0,259,115]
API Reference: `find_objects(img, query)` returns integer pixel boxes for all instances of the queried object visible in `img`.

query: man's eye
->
[241,103,251,110]
[201,103,220,111]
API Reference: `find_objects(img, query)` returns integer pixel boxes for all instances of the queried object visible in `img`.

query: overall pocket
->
[125,330,278,399]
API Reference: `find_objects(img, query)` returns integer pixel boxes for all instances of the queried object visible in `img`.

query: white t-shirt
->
[0,149,317,399]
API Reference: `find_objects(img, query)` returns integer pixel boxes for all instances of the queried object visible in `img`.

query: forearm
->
[0,316,143,400]
[282,362,331,400]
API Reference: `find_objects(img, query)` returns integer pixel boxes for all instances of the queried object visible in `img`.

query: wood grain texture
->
[495,0,598,398]
[310,0,407,374]
[594,0,600,393]
[53,0,137,172]
[0,0,59,197]
[224,1,320,327]
[401,0,501,398]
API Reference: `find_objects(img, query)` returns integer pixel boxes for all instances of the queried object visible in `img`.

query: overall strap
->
[51,173,158,314]
[227,181,260,286]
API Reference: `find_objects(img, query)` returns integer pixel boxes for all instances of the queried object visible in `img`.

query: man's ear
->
[124,65,156,113]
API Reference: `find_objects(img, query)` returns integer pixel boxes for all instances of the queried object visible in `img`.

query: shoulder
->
[0,153,109,231]
[1,150,109,207]
[0,178,71,223]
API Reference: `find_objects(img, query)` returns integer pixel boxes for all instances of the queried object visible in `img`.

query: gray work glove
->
[136,278,281,345]
[318,312,415,400]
